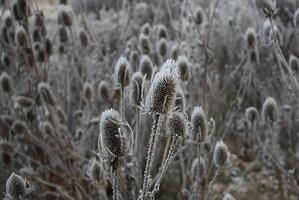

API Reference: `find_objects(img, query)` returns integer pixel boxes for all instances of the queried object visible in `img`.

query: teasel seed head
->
[245,107,259,128]
[34,11,45,27]
[44,38,53,56]
[4,15,13,28]
[195,7,204,25]
[59,26,68,43]
[39,121,54,136]
[0,72,13,94]
[157,38,168,58]
[17,0,30,19]
[191,106,208,142]
[177,55,191,81]
[289,55,299,73]
[131,72,144,106]
[58,6,73,26]
[114,56,131,88]
[5,173,27,199]
[191,157,206,181]
[129,50,139,71]
[175,87,186,112]
[167,111,188,136]
[13,96,33,109]
[37,82,56,106]
[158,24,168,39]
[12,3,22,21]
[98,81,111,102]
[294,9,299,29]
[145,59,179,114]
[15,26,28,47]
[11,120,27,135]
[213,141,230,168]
[98,109,126,163]
[245,27,257,50]
[138,33,151,55]
[141,23,151,36]
[256,0,276,17]
[79,30,89,48]
[262,97,278,124]
[83,82,94,102]
[139,54,153,80]
[1,53,10,67]
[170,44,179,61]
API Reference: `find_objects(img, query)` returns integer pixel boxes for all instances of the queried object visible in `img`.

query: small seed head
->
[139,54,153,80]
[5,173,27,199]
[262,97,278,124]
[166,111,188,136]
[114,57,131,87]
[213,141,229,168]
[0,72,13,94]
[191,106,207,142]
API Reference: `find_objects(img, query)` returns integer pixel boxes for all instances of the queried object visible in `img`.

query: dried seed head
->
[114,56,131,87]
[34,11,45,27]
[129,51,139,71]
[294,9,299,29]
[170,44,179,61]
[32,28,42,42]
[79,30,89,48]
[139,54,153,80]
[131,72,144,106]
[145,59,179,114]
[245,27,257,50]
[38,82,56,106]
[195,7,204,25]
[12,3,22,21]
[289,55,299,73]
[262,97,278,124]
[158,24,168,39]
[191,157,205,180]
[157,38,168,58]
[141,23,151,35]
[213,141,229,168]
[175,87,186,112]
[0,72,13,94]
[256,0,276,17]
[191,106,207,142]
[177,55,191,81]
[138,33,151,55]
[4,16,13,28]
[5,173,27,199]
[15,26,28,47]
[88,159,101,181]
[167,112,188,136]
[59,26,68,43]
[83,82,94,102]
[11,120,27,135]
[98,81,111,102]
[45,38,53,56]
[58,6,73,26]
[245,107,259,127]
[17,0,30,19]
[13,96,33,109]
[98,109,126,160]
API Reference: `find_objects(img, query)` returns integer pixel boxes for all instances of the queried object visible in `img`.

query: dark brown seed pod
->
[4,16,13,28]
[38,82,56,106]
[141,23,151,35]
[145,59,179,114]
[58,26,68,43]
[195,7,204,25]
[58,7,73,26]
[213,141,229,167]
[98,81,110,102]
[157,38,168,58]
[17,0,30,19]
[114,57,131,87]
[249,49,259,64]
[34,11,44,27]
[170,44,179,61]
[166,111,188,136]
[15,26,28,47]
[175,87,186,112]
[24,47,34,68]
[158,24,168,39]
[79,30,89,48]
[177,55,191,81]
[12,3,22,21]
[83,82,94,102]
[129,50,139,71]
[13,96,33,108]
[139,54,153,80]
[245,107,259,127]
[245,27,257,50]
[261,97,278,124]
[44,38,53,56]
[5,173,27,199]
[0,72,13,94]
[191,106,208,142]
[256,0,276,17]
[138,33,151,55]
[11,120,27,135]
[131,72,144,106]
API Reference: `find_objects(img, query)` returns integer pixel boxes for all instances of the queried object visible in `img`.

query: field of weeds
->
[1,0,299,199]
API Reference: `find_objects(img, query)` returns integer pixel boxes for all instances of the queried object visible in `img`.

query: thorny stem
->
[112,168,120,200]
[205,168,221,200]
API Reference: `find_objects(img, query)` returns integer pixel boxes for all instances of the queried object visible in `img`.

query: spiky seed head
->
[99,109,126,164]
[289,55,299,73]
[138,33,151,55]
[0,72,13,94]
[131,72,144,106]
[191,157,205,180]
[256,0,276,17]
[58,6,73,26]
[145,59,179,114]
[79,30,89,48]
[38,82,56,106]
[17,0,30,19]
[15,26,28,47]
[13,96,33,109]
[45,38,53,56]
[195,7,204,25]
[170,44,179,61]
[223,193,236,200]
[167,112,188,136]
[59,26,68,43]
[245,107,259,127]
[175,87,186,112]
[83,82,94,102]
[158,24,168,39]
[213,141,229,168]
[5,173,27,199]
[191,106,208,142]
[12,3,22,21]
[114,57,131,87]
[88,159,101,181]
[98,81,110,102]
[141,23,151,35]
[139,54,153,80]
[157,38,168,58]
[34,11,44,27]
[294,9,299,28]
[177,55,191,81]
[4,16,13,28]
[262,97,278,124]
[33,28,42,43]
[245,27,257,50]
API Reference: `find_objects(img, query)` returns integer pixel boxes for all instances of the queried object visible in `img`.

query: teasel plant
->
[140,59,179,199]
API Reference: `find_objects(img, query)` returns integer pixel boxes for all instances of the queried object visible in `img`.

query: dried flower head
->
[213,141,229,167]
[1,53,10,67]
[5,173,27,199]
[4,16,12,28]
[0,72,13,94]
[245,107,259,127]
[98,81,111,102]
[256,0,276,17]
[166,112,188,136]
[58,6,73,26]
[191,106,207,142]
[83,82,94,102]
[177,55,191,81]
[17,0,30,19]
[158,24,168,39]
[15,26,28,47]
[34,11,45,27]
[262,97,278,124]
[139,54,153,80]
[170,44,179,61]
[129,51,139,71]
[38,82,56,106]
[289,55,299,73]
[131,72,144,106]
[114,56,131,88]
[141,23,151,35]
[157,38,168,58]
[145,59,179,114]
[45,38,53,56]
[79,30,89,48]
[59,0,68,5]
[59,26,68,43]
[245,27,257,50]
[191,157,205,181]
[195,7,204,25]
[175,87,186,112]
[138,33,151,54]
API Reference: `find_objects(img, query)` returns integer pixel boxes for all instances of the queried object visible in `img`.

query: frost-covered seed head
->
[83,82,94,102]
[158,24,168,39]
[139,54,153,80]
[177,55,191,81]
[191,106,207,142]
[79,30,89,47]
[131,72,144,106]
[195,7,204,25]
[59,26,68,43]
[166,112,188,136]
[5,173,27,199]
[213,141,229,167]
[170,44,179,61]
[58,6,72,26]
[15,26,28,47]
[141,23,151,35]
[289,55,299,73]
[38,82,56,106]
[158,38,168,58]
[34,11,44,27]
[98,81,110,102]
[114,57,131,87]
[14,96,33,108]
[138,33,151,54]
[262,97,278,123]
[0,72,13,94]
[175,87,186,112]
[145,59,179,114]
[191,157,205,180]
[17,0,30,19]
[245,27,257,50]
[245,107,259,127]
